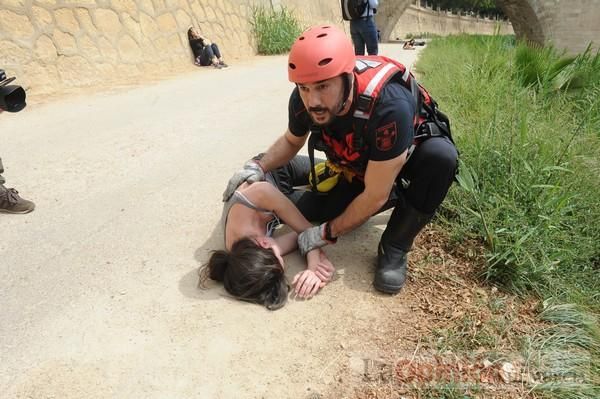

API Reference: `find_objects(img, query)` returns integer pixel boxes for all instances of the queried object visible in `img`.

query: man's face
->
[298,75,345,126]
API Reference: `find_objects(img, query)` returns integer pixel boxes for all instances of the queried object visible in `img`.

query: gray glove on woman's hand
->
[298,223,333,257]
[222,159,265,201]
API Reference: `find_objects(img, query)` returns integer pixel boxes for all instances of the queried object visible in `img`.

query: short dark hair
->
[199,238,289,310]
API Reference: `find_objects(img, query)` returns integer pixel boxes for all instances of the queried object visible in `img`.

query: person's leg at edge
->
[364,17,379,55]
[375,136,458,294]
[0,157,5,186]
[200,45,219,67]
[210,44,228,67]
[0,157,36,214]
[350,20,366,55]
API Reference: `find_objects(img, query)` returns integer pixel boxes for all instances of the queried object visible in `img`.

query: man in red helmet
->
[223,25,458,294]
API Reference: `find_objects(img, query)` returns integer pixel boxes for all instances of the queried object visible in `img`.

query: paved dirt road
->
[1,43,422,399]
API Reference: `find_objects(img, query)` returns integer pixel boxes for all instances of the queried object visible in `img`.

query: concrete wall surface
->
[389,4,513,40]
[0,0,341,96]
[497,0,599,54]
[0,0,509,97]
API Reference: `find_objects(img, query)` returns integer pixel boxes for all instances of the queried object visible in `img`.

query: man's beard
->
[308,97,345,126]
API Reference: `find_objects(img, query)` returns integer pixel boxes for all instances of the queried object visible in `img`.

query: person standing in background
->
[350,0,379,55]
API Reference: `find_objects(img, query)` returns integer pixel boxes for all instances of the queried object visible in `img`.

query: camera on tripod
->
[0,69,27,112]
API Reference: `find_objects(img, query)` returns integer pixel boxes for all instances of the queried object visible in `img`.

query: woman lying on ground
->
[187,27,229,69]
[199,172,335,310]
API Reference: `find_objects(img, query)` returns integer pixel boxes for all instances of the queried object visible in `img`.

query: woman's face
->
[190,28,200,39]
[255,237,285,268]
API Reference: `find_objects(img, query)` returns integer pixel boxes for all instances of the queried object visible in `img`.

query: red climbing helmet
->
[288,25,355,84]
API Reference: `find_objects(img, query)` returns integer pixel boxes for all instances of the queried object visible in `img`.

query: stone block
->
[23,62,60,95]
[139,13,159,39]
[121,13,143,42]
[0,10,35,40]
[117,34,142,63]
[3,0,26,7]
[34,35,58,61]
[175,9,191,29]
[138,0,156,15]
[95,62,116,78]
[53,30,78,56]
[205,6,216,21]
[153,0,166,13]
[0,40,32,65]
[75,8,97,33]
[78,35,102,60]
[191,3,206,21]
[32,6,54,32]
[112,0,139,14]
[94,8,121,39]
[114,63,140,78]
[55,8,81,33]
[157,12,177,32]
[98,36,119,62]
[56,55,98,86]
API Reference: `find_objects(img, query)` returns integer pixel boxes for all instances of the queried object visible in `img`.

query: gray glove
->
[222,159,265,202]
[298,224,330,257]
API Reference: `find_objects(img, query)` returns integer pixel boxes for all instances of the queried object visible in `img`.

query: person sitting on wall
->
[187,27,229,69]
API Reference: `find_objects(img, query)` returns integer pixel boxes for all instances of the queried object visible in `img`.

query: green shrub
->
[251,5,302,55]
[416,34,600,398]
[418,36,600,303]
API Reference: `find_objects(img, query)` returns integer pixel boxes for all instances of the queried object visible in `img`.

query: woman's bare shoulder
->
[236,181,277,207]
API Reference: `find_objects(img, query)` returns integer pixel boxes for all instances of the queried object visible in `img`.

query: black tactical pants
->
[267,136,458,223]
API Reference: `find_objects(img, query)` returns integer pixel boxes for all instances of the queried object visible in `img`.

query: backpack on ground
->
[341,0,369,21]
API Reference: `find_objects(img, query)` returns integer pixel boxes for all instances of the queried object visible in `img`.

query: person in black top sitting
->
[187,27,228,69]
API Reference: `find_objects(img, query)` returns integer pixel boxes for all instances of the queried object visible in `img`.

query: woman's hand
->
[292,270,325,299]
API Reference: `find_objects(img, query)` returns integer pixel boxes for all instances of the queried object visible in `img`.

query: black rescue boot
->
[374,198,433,294]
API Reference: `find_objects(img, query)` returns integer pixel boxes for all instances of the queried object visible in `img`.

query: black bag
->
[341,0,369,21]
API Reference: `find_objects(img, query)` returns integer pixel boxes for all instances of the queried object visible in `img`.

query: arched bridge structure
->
[376,0,599,54]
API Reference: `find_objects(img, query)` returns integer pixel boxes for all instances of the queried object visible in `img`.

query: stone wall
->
[0,0,512,97]
[497,0,599,55]
[389,3,513,40]
[0,0,341,96]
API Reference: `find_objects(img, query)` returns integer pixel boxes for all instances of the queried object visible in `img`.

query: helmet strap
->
[337,73,353,115]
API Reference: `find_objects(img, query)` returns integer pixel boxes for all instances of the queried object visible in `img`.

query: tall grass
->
[418,35,600,301]
[416,35,599,397]
[250,5,302,55]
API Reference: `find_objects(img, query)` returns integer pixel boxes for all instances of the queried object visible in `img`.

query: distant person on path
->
[350,0,379,55]
[187,27,228,69]
[199,168,335,310]
[222,25,458,295]
[403,38,416,50]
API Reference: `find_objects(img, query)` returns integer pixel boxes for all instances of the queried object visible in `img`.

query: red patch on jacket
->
[375,122,397,151]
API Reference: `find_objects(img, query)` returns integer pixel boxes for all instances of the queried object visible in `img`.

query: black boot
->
[374,198,433,294]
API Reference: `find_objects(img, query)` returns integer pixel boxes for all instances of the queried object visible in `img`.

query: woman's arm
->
[273,231,298,256]
[238,181,314,233]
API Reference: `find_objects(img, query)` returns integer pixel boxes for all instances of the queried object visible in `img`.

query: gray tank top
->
[221,191,281,241]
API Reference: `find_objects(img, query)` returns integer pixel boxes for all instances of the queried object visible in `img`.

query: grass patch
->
[250,5,302,55]
[415,34,600,397]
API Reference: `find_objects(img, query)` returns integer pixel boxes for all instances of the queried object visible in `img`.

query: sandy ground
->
[0,43,424,399]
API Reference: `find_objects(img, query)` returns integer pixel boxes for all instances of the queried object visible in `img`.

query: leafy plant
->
[250,5,302,55]
[417,34,600,397]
